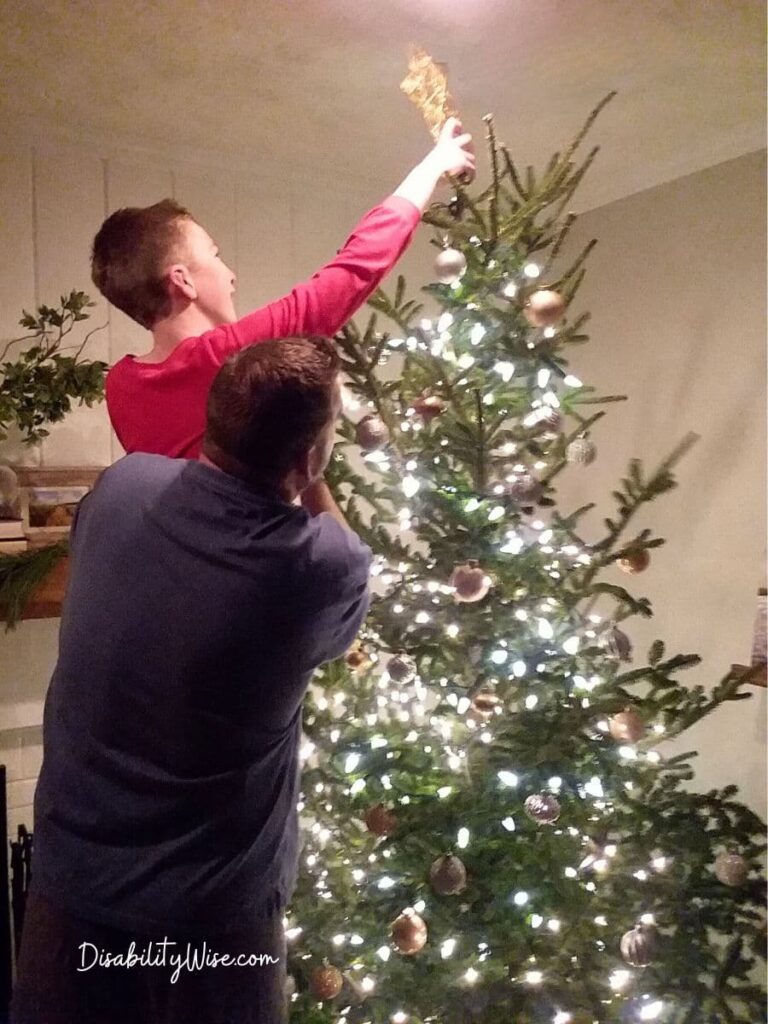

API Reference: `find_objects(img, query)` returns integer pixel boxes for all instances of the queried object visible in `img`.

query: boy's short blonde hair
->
[91,199,192,329]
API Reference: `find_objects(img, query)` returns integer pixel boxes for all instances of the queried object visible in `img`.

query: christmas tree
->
[286,95,767,1024]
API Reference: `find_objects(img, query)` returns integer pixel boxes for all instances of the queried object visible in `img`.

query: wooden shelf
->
[0,555,70,622]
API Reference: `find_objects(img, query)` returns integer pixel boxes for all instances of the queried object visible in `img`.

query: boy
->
[95,119,474,459]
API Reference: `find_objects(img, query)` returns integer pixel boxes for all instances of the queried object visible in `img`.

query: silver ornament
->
[505,472,543,506]
[714,851,749,887]
[388,653,417,684]
[524,793,561,825]
[620,924,657,966]
[566,438,597,465]
[434,247,467,285]
[605,626,632,662]
[355,415,390,452]
[527,406,562,436]
[429,854,468,895]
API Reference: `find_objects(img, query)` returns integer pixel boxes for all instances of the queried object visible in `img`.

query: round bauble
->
[527,406,562,436]
[620,924,657,967]
[618,549,650,574]
[470,687,501,716]
[345,646,372,673]
[605,626,633,662]
[388,653,417,684]
[524,793,561,825]
[309,964,343,1000]
[608,708,646,744]
[391,910,428,954]
[450,561,491,603]
[355,415,390,452]
[429,853,468,895]
[714,851,749,887]
[364,804,397,837]
[434,247,467,285]
[566,437,597,466]
[411,394,446,423]
[505,472,543,506]
[523,289,566,328]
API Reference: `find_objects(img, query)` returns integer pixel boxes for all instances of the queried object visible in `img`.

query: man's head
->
[91,200,237,330]
[202,337,342,500]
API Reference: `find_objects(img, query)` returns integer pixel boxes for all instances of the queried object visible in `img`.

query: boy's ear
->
[167,263,197,302]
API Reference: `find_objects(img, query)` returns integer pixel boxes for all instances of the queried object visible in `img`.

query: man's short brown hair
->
[203,337,341,485]
[91,199,192,329]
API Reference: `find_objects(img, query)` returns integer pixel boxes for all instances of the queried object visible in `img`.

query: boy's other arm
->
[219,119,475,352]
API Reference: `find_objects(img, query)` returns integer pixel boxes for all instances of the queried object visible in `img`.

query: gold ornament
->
[618,548,650,574]
[450,561,491,603]
[714,851,749,887]
[391,909,428,954]
[400,46,457,141]
[309,964,344,1001]
[355,415,390,452]
[364,804,397,837]
[411,394,446,423]
[470,687,501,717]
[620,924,657,966]
[608,707,646,744]
[345,646,372,673]
[430,854,467,895]
[434,246,467,285]
[523,289,566,328]
[524,793,561,825]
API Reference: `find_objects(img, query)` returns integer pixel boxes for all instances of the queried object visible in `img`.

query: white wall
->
[559,150,767,815]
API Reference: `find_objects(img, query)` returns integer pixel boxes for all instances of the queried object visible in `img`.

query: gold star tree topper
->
[400,46,458,140]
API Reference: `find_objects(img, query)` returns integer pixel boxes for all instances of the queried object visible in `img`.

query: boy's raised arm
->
[215,120,475,352]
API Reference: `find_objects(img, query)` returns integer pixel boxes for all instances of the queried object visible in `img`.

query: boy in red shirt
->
[94,119,474,459]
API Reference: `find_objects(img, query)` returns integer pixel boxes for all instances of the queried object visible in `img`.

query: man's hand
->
[428,117,476,181]
[392,118,476,213]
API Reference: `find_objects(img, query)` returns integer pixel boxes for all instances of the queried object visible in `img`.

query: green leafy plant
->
[0,290,108,444]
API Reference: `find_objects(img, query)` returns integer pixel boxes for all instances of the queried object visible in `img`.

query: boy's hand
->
[428,117,476,182]
[393,118,476,212]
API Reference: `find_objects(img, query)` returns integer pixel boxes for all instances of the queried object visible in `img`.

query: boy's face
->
[174,219,237,325]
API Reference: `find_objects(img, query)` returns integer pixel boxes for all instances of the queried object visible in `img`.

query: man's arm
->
[206,120,475,357]
[301,479,349,531]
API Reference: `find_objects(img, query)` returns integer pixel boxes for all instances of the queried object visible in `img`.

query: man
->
[12,337,365,1024]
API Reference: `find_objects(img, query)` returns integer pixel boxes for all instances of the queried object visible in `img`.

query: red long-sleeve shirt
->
[106,195,421,459]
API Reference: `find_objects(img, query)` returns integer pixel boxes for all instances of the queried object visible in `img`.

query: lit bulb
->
[639,1002,664,1021]
[441,938,457,958]
[402,475,420,498]
[513,891,528,906]
[457,827,470,849]
[523,263,540,278]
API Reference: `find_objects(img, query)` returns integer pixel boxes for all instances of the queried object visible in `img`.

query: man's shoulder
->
[99,453,184,493]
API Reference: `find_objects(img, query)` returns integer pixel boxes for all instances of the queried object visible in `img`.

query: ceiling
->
[1,0,765,209]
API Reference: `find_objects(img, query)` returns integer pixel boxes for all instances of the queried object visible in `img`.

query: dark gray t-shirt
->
[32,454,371,937]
